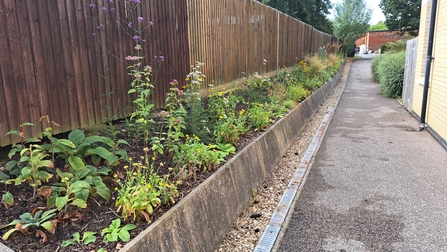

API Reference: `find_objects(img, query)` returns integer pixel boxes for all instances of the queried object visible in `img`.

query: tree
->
[379,0,421,36]
[369,21,388,31]
[333,0,372,56]
[260,0,333,34]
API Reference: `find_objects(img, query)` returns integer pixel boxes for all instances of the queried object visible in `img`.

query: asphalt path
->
[277,58,447,252]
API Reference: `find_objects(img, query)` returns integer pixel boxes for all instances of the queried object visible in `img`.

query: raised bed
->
[118,61,346,252]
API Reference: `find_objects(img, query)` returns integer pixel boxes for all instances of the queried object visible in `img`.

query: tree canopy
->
[379,0,421,36]
[260,0,333,34]
[369,21,388,31]
[333,0,372,56]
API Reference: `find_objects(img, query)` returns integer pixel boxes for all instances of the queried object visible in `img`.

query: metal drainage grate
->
[253,107,334,252]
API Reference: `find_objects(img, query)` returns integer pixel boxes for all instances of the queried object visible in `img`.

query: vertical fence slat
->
[0,0,337,146]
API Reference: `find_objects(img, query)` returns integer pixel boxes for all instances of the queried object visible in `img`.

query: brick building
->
[356,30,411,51]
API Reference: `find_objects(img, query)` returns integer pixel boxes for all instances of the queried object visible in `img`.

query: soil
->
[0,120,265,252]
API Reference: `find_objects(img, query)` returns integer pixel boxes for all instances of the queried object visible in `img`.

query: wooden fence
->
[0,0,337,146]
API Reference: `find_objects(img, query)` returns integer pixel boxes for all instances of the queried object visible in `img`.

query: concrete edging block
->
[120,60,345,252]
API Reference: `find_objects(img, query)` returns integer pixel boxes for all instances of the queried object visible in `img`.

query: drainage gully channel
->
[253,106,334,252]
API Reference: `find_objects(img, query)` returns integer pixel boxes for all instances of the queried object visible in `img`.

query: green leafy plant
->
[247,103,272,131]
[53,129,128,168]
[127,64,156,148]
[1,192,13,214]
[61,231,97,247]
[6,144,54,199]
[115,158,178,222]
[1,208,57,242]
[184,62,212,143]
[377,51,406,98]
[214,111,248,145]
[48,162,111,212]
[101,218,136,243]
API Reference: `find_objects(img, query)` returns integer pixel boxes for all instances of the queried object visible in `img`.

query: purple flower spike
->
[102,7,107,11]
[138,17,144,23]
[77,7,82,12]
[96,26,101,29]
[92,32,97,36]
[89,3,95,8]
[110,8,116,12]
[133,35,140,40]
[128,22,132,28]
[109,0,113,2]
[149,21,154,26]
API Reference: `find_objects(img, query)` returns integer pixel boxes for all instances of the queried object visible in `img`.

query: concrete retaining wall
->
[120,61,345,252]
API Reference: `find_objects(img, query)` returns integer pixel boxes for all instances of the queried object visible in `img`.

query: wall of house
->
[355,31,409,51]
[412,0,447,146]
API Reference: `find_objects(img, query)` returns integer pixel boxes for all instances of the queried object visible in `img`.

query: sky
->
[329,0,386,25]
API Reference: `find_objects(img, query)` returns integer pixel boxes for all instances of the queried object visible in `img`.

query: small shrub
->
[286,84,310,102]
[377,51,406,98]
[305,55,325,77]
[371,54,387,83]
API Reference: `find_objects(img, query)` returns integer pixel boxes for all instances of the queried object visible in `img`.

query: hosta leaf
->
[56,139,76,149]
[85,147,118,166]
[121,223,137,232]
[68,156,85,171]
[68,130,85,146]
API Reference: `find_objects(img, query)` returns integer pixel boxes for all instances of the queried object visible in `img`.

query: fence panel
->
[402,37,418,112]
[0,0,336,146]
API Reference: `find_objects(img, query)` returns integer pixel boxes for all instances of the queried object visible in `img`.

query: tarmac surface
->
[277,57,447,251]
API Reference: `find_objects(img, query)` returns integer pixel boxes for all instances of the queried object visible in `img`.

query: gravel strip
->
[215,60,352,252]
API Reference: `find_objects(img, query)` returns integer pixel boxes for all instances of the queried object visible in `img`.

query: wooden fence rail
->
[0,0,336,146]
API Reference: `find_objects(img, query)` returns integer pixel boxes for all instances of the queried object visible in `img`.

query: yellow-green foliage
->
[305,55,326,77]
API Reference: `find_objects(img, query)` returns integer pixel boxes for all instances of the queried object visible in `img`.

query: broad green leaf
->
[22,122,34,126]
[5,129,20,136]
[2,192,13,205]
[0,171,10,181]
[36,171,53,182]
[5,160,18,171]
[85,147,118,166]
[83,232,97,244]
[74,188,90,202]
[68,156,85,171]
[74,168,90,180]
[41,220,56,233]
[61,239,76,247]
[95,183,111,201]
[56,139,76,149]
[72,232,81,242]
[56,196,69,210]
[128,88,136,94]
[117,139,129,145]
[68,130,86,146]
[70,181,90,192]
[121,223,137,232]
[118,230,131,242]
[91,155,102,166]
[71,198,87,209]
